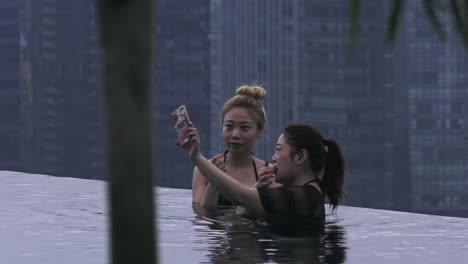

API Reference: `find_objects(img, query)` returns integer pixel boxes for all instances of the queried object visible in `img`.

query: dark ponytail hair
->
[322,138,346,211]
[282,124,346,211]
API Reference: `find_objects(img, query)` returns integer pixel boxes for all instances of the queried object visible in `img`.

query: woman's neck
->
[291,169,318,186]
[225,151,252,168]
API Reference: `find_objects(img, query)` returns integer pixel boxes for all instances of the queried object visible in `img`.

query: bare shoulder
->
[252,156,270,167]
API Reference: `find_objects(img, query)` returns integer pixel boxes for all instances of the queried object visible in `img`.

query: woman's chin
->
[274,176,284,184]
[228,145,247,153]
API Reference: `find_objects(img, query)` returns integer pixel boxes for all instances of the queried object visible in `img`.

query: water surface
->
[1,171,467,263]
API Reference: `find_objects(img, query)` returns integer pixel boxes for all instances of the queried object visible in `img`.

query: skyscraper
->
[210,0,301,160]
[10,0,466,217]
[296,1,403,210]
[153,0,211,188]
[19,0,104,179]
[0,0,21,171]
[400,1,468,217]
[17,0,212,187]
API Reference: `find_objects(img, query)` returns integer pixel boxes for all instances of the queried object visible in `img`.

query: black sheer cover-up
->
[257,182,325,236]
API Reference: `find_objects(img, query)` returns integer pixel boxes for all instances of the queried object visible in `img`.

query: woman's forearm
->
[193,155,250,205]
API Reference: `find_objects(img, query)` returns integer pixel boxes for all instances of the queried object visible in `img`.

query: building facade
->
[19,0,103,179]
[0,0,21,172]
[401,1,468,216]
[152,0,212,188]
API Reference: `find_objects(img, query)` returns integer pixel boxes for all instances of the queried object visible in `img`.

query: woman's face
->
[271,134,296,184]
[222,107,260,154]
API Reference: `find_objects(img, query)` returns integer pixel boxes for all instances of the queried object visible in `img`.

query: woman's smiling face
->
[222,107,260,154]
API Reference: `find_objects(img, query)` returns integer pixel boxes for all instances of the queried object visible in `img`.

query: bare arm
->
[192,167,208,204]
[193,155,265,217]
[198,154,224,207]
[236,163,280,216]
[183,124,264,215]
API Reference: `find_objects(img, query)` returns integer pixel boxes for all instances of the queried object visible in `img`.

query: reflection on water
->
[192,205,347,264]
[2,172,468,264]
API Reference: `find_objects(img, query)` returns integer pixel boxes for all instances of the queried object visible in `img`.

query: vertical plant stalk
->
[95,0,157,263]
[387,0,405,43]
[450,0,468,46]
[349,0,361,47]
[422,0,446,41]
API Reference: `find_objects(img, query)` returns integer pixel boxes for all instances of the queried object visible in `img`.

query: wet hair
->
[282,124,346,211]
[221,85,267,131]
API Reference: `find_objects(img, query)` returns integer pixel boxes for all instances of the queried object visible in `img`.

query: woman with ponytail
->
[277,124,346,212]
[180,123,346,236]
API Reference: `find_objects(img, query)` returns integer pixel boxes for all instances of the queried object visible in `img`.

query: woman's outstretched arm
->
[182,125,265,216]
[193,155,264,216]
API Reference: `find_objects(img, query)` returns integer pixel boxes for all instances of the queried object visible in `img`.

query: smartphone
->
[171,105,191,146]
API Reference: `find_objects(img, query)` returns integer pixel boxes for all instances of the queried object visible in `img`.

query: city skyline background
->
[1,0,467,217]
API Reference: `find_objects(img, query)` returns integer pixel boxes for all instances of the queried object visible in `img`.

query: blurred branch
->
[450,0,468,46]
[386,0,405,43]
[348,0,361,48]
[347,0,468,48]
[422,0,446,41]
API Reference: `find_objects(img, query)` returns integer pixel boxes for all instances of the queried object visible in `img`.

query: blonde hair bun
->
[236,85,267,101]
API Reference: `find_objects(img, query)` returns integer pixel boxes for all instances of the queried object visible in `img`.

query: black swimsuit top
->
[217,150,260,207]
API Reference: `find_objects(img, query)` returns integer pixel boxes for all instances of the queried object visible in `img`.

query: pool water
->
[1,171,467,263]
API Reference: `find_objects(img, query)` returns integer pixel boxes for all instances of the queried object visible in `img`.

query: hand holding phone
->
[171,105,191,146]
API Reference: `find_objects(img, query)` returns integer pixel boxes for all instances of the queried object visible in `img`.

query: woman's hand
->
[255,165,277,188]
[211,153,228,173]
[178,123,201,161]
